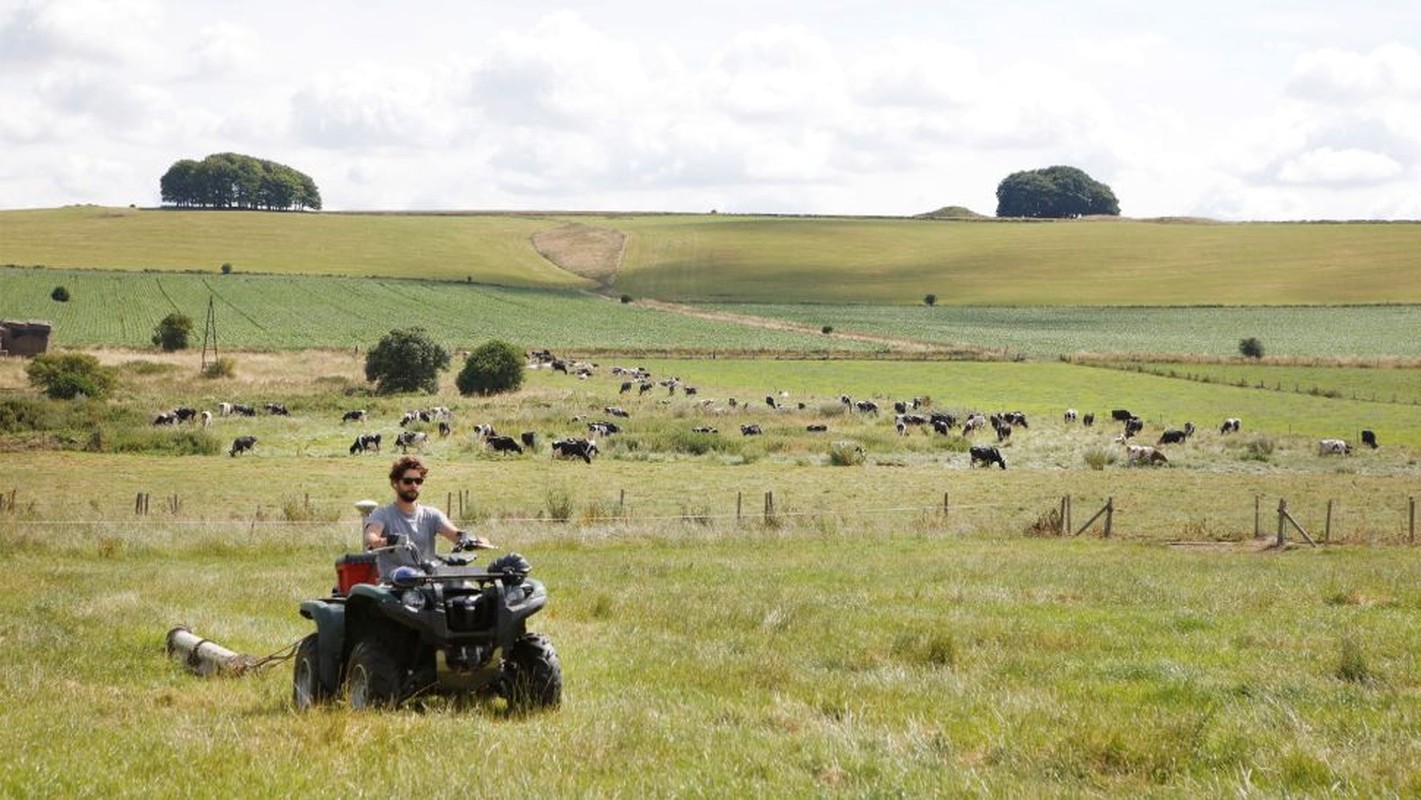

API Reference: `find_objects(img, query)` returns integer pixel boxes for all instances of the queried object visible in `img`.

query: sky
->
[2,0,1420,220]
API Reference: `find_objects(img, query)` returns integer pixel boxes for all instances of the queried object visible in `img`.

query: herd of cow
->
[150,353,1382,467]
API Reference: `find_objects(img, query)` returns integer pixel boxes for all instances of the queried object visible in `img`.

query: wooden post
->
[942,491,949,519]
[619,488,626,517]
[1277,498,1318,547]
[1104,497,1113,538]
[1403,497,1415,548]
[1059,496,1068,535]
[447,492,453,518]
[1065,495,1072,536]
[1254,495,1261,539]
[736,491,742,523]
[1277,498,1287,547]
[1325,499,1334,543]
[1073,498,1113,537]
[764,491,774,523]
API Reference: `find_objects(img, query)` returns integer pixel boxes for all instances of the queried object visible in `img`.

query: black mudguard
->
[299,599,346,692]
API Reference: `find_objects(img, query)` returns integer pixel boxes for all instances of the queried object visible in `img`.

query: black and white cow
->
[342,409,367,423]
[855,400,880,415]
[1318,438,1351,456]
[693,426,719,434]
[486,435,524,454]
[1063,408,1079,424]
[152,411,179,426]
[520,431,537,449]
[1111,409,1134,422]
[1123,417,1145,439]
[604,406,631,418]
[1361,429,1378,449]
[805,424,828,432]
[349,433,382,455]
[552,438,598,463]
[229,436,257,457]
[395,431,428,453]
[740,424,763,436]
[438,420,452,437]
[231,403,257,416]
[1082,413,1095,427]
[265,403,289,416]
[969,445,1007,470]
[1220,417,1242,434]
[588,421,620,436]
[173,407,199,423]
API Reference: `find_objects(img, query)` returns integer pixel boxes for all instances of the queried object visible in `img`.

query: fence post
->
[942,491,949,519]
[1065,495,1072,536]
[1058,496,1068,535]
[1325,499,1333,543]
[1254,495,1261,539]
[1410,496,1416,545]
[1104,497,1113,538]
[619,488,626,517]
[736,491,742,523]
[764,491,775,523]
[1277,498,1287,547]
[447,492,453,518]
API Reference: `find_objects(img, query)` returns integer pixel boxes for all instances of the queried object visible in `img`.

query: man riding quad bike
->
[292,534,561,712]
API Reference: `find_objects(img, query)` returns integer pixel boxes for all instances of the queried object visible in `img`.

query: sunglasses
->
[399,477,425,485]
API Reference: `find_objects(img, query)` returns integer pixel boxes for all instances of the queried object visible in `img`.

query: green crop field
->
[704,303,1421,360]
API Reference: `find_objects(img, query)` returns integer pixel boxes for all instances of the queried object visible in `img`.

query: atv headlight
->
[400,588,426,612]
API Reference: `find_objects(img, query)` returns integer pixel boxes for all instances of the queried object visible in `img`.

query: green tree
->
[152,313,194,351]
[456,340,525,396]
[923,293,937,306]
[1239,337,1265,359]
[995,165,1119,218]
[51,286,70,302]
[26,352,117,399]
[364,327,451,394]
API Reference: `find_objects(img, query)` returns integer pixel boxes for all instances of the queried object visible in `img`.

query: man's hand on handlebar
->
[454,532,493,552]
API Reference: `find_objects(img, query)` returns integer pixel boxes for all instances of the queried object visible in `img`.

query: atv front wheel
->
[292,634,331,710]
[346,639,402,709]
[503,633,562,712]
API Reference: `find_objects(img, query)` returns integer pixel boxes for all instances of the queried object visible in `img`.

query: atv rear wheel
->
[346,639,402,709]
[503,633,562,712]
[292,634,331,710]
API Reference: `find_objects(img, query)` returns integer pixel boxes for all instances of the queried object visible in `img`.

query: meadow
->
[3,207,1420,796]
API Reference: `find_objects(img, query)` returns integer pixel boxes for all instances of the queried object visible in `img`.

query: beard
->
[397,487,420,503]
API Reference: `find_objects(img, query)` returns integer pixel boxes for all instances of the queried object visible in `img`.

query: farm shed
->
[0,320,52,356]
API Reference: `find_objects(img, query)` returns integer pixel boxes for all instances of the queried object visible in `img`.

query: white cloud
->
[1287,43,1421,103]
[290,65,462,148]
[1275,147,1403,186]
[0,0,162,64]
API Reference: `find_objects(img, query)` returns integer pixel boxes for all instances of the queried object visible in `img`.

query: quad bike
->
[293,535,561,712]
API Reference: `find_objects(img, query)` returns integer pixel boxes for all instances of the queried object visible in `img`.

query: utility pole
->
[200,296,218,371]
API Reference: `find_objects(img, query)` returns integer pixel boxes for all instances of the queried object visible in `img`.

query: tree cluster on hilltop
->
[996,165,1119,219]
[160,153,321,211]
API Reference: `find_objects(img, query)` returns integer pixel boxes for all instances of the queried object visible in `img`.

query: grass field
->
[3,524,1418,797]
[6,207,1421,305]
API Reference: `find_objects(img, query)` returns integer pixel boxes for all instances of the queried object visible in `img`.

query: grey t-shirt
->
[367,502,453,579]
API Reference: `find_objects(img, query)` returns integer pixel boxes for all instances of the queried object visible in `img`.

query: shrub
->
[201,357,237,379]
[455,339,524,396]
[1083,447,1116,470]
[828,440,866,466]
[25,352,117,400]
[1242,436,1275,462]
[924,293,937,307]
[1335,637,1373,684]
[151,312,194,351]
[821,325,834,334]
[220,263,232,274]
[364,327,450,394]
[51,286,70,302]
[1239,337,1265,359]
[620,294,633,304]
[543,485,574,522]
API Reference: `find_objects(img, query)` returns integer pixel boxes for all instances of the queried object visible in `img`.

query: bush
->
[821,325,834,334]
[924,293,937,306]
[455,340,525,396]
[25,352,117,400]
[1239,337,1265,359]
[1083,447,1116,470]
[620,294,633,304]
[1242,436,1275,462]
[51,286,70,302]
[364,327,450,394]
[828,440,866,466]
[151,312,194,351]
[201,357,237,379]
[220,263,232,274]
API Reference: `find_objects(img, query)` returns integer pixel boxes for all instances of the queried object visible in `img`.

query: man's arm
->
[364,520,388,551]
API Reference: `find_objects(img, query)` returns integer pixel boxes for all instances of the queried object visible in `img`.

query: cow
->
[1318,438,1351,456]
[152,411,178,426]
[855,400,880,415]
[1123,417,1144,439]
[619,381,634,394]
[1111,409,1134,422]
[231,403,256,416]
[638,381,655,395]
[1157,428,1191,445]
[587,421,620,436]
[931,418,953,435]
[765,395,778,409]
[805,424,828,432]
[438,420,453,437]
[962,414,988,435]
[395,431,428,453]
[229,436,257,457]
[969,445,1007,470]
[349,433,382,455]
[693,426,719,434]
[1082,413,1095,427]
[1361,429,1378,449]
[1126,444,1169,465]
[604,406,631,418]
[342,409,367,423]
[991,416,1013,442]
[173,407,199,423]
[520,431,537,449]
[740,424,763,436]
[486,435,524,454]
[1064,408,1079,424]
[265,403,289,416]
[199,410,212,428]
[217,402,233,416]
[472,423,496,438]
[1220,418,1242,434]
[552,438,598,463]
